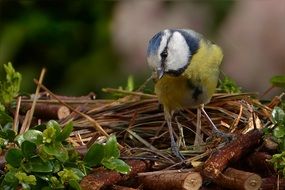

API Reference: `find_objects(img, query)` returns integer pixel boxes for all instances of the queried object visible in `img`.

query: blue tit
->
[147,29,225,160]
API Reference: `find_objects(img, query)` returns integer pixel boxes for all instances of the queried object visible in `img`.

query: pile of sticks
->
[12,85,284,190]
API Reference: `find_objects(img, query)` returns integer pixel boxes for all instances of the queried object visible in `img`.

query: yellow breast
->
[155,39,223,113]
[155,75,190,112]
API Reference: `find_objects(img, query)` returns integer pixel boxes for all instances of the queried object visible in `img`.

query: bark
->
[112,185,140,190]
[261,177,285,190]
[138,170,202,190]
[202,129,263,180]
[80,160,150,190]
[246,152,275,177]
[20,102,70,119]
[215,167,262,190]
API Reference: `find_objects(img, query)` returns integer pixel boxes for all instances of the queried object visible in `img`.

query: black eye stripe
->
[160,48,168,59]
[160,31,173,63]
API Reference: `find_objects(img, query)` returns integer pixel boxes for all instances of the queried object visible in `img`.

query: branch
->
[20,102,70,120]
[261,177,285,190]
[202,129,263,180]
[138,170,202,190]
[80,160,150,190]
[215,167,262,190]
[246,152,275,177]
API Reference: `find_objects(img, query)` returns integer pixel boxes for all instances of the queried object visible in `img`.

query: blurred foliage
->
[1,119,129,189]
[204,0,234,32]
[269,106,285,175]
[0,1,232,97]
[0,1,122,97]
[0,62,22,111]
[270,75,285,89]
[218,75,241,94]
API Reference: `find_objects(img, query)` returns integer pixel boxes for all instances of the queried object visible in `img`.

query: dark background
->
[0,1,284,98]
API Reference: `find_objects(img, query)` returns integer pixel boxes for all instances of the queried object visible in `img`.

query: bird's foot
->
[212,129,234,143]
[170,141,185,161]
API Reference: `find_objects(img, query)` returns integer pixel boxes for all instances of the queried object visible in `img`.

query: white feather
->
[165,31,190,72]
[147,29,171,71]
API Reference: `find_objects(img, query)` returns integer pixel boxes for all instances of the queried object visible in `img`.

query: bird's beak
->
[157,68,164,79]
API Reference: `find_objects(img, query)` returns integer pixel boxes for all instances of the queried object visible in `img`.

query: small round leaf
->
[22,141,37,159]
[270,75,285,88]
[5,148,23,168]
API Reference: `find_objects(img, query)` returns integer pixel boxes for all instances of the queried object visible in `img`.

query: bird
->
[146,29,226,160]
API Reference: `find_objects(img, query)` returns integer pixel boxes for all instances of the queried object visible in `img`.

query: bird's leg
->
[200,104,233,142]
[165,112,185,161]
[175,116,186,149]
[194,108,204,146]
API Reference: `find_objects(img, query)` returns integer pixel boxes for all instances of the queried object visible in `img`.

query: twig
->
[33,79,110,138]
[20,102,70,120]
[25,68,46,131]
[138,170,202,190]
[80,160,150,190]
[112,185,140,190]
[261,177,285,190]
[202,129,263,180]
[12,96,21,133]
[246,152,275,177]
[102,88,157,99]
[126,129,159,151]
[215,167,262,190]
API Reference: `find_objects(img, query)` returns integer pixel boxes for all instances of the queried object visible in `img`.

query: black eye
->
[160,49,168,59]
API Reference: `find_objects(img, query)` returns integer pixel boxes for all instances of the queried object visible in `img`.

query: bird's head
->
[147,29,200,80]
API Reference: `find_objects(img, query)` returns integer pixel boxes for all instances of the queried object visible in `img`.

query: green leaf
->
[272,107,285,125]
[4,171,19,184]
[33,124,47,132]
[43,121,61,144]
[83,143,104,167]
[52,160,62,173]
[22,156,53,173]
[58,168,81,184]
[280,138,285,152]
[126,75,134,92]
[3,171,19,188]
[69,179,82,190]
[273,126,285,139]
[56,122,73,142]
[42,143,68,162]
[0,110,13,126]
[270,75,285,88]
[5,148,23,168]
[104,135,120,159]
[48,176,64,189]
[0,128,16,142]
[21,141,37,159]
[15,171,36,186]
[102,158,131,174]
[16,129,43,145]
[69,168,85,180]
[46,120,61,134]
[0,62,22,107]
[218,76,241,93]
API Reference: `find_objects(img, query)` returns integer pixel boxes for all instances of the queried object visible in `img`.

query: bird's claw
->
[213,129,234,143]
[170,141,185,161]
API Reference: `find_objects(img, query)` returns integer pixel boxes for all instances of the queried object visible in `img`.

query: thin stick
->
[26,68,46,130]
[33,79,110,138]
[136,75,153,92]
[12,96,21,133]
[126,129,159,151]
[260,85,274,99]
[138,169,193,176]
[102,88,157,99]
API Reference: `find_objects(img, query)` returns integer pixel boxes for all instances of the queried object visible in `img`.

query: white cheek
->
[166,32,190,71]
[147,55,160,70]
